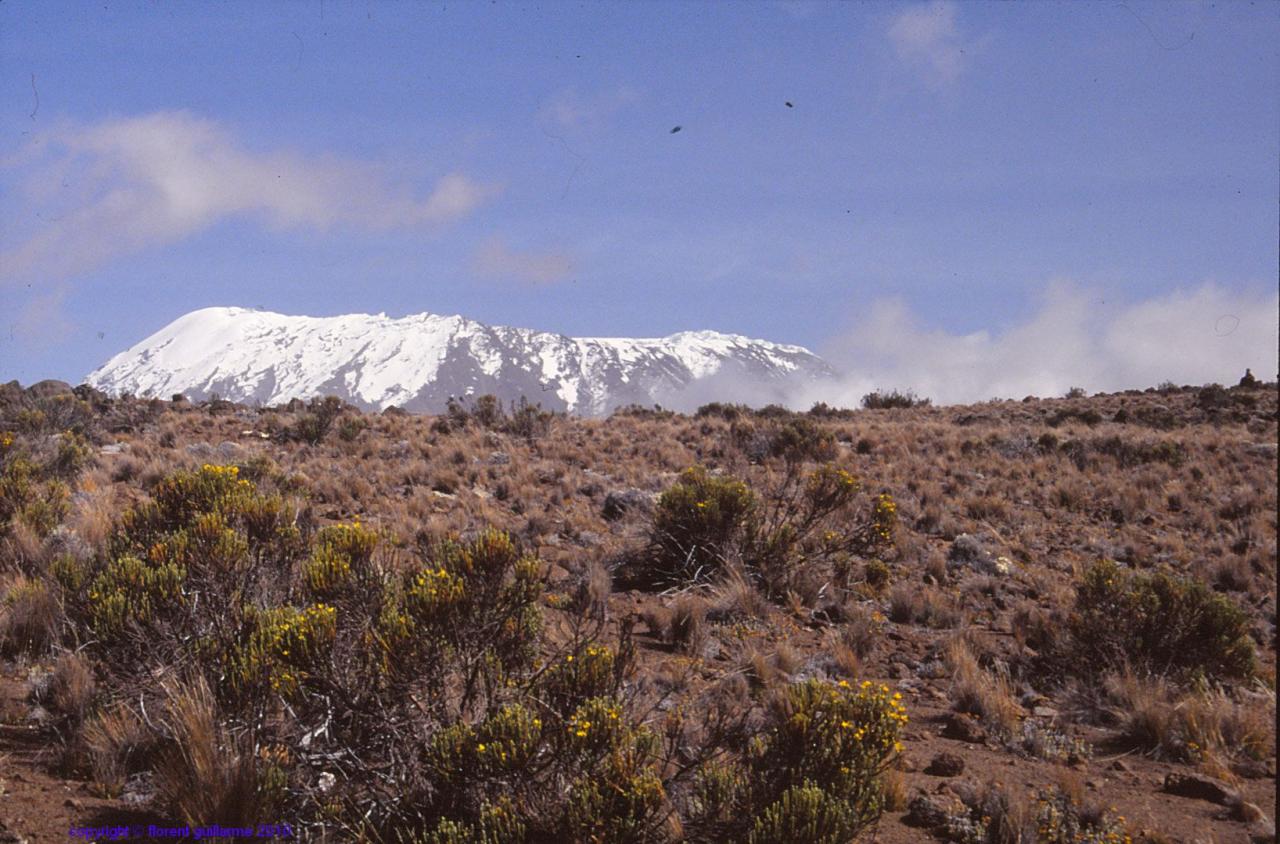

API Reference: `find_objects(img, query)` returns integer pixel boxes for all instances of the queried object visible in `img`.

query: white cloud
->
[472,237,573,285]
[0,111,499,283]
[887,0,971,87]
[540,87,640,132]
[799,282,1279,407]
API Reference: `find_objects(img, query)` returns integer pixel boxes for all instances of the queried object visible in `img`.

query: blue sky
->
[2,1,1277,400]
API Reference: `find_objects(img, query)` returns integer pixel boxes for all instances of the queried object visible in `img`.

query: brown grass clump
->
[945,636,1022,739]
[1099,672,1275,767]
[82,702,152,797]
[46,651,96,725]
[154,674,275,826]
[0,575,61,657]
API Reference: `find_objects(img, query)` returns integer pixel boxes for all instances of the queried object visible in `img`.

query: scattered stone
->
[903,793,963,829]
[602,488,654,521]
[1032,705,1059,719]
[488,451,511,465]
[215,441,246,461]
[924,752,965,777]
[100,443,125,455]
[942,713,987,744]
[1110,758,1132,774]
[947,534,1006,575]
[1233,802,1267,823]
[1163,772,1240,805]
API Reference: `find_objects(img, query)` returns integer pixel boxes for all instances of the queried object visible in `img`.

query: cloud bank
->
[472,237,573,285]
[1,111,499,283]
[887,0,972,87]
[799,283,1279,407]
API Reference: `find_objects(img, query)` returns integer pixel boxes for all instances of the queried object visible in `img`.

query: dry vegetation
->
[0,376,1275,843]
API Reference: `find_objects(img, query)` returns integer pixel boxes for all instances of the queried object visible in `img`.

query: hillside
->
[0,379,1275,843]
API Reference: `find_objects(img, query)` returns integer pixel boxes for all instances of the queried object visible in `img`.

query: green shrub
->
[651,466,756,582]
[749,783,862,844]
[303,521,378,600]
[88,554,186,638]
[561,697,667,843]
[539,643,619,714]
[750,679,905,812]
[290,396,344,444]
[1069,560,1255,681]
[218,603,337,701]
[376,529,543,705]
[1034,786,1130,844]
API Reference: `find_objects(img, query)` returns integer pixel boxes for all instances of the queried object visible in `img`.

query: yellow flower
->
[477,743,486,753]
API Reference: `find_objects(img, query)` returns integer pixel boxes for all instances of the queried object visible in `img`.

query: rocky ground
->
[1,377,1275,842]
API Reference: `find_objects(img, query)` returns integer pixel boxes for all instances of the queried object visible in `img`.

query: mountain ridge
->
[86,307,835,415]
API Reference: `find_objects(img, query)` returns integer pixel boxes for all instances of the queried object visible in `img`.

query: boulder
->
[1162,772,1239,805]
[602,488,655,521]
[924,752,965,777]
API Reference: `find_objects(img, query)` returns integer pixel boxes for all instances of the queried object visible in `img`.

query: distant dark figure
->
[1238,368,1259,389]
[785,101,794,108]
[670,126,682,134]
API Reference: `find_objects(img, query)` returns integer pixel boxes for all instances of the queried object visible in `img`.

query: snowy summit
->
[86,307,835,416]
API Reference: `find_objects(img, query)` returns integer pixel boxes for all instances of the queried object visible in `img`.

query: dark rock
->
[1163,772,1239,805]
[924,752,965,777]
[947,533,1004,574]
[903,793,963,829]
[602,488,654,521]
[1233,802,1267,823]
[942,712,987,744]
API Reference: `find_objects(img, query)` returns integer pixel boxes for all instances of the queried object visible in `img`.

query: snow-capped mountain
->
[86,307,834,416]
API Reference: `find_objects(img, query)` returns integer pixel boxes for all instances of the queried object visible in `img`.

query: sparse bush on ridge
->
[861,389,931,410]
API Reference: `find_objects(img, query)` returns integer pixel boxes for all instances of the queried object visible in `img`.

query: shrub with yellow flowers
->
[1034,787,1131,844]
[0,452,70,540]
[651,465,756,582]
[746,678,906,839]
[218,603,337,701]
[561,696,667,843]
[304,520,378,600]
[87,553,185,638]
[425,703,544,790]
[421,800,527,844]
[538,644,619,714]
